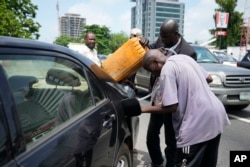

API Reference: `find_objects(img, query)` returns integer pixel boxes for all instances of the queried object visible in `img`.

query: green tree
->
[0,0,41,39]
[109,32,129,52]
[53,35,75,47]
[81,24,112,54]
[209,0,243,49]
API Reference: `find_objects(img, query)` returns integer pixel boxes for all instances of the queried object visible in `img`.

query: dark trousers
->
[146,113,177,167]
[146,113,164,165]
[176,134,221,167]
[163,113,177,167]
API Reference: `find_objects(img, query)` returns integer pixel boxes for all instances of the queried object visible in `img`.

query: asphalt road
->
[133,90,250,167]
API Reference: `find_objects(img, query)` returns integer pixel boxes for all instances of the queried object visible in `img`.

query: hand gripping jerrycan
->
[101,37,148,82]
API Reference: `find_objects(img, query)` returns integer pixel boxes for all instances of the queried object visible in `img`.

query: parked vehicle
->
[135,45,250,111]
[237,50,250,69]
[0,36,141,167]
[212,50,237,67]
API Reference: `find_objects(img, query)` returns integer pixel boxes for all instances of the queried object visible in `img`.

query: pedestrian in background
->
[130,28,143,38]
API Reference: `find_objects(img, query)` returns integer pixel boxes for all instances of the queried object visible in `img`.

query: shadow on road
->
[226,106,250,119]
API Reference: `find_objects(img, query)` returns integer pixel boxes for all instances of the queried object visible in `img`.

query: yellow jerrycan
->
[101,37,148,82]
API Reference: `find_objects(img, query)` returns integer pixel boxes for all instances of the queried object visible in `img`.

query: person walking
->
[141,49,230,167]
[79,32,101,66]
[145,19,197,167]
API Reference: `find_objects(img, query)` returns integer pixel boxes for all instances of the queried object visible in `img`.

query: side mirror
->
[121,98,141,117]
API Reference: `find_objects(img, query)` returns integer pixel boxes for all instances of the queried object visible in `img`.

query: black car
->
[0,36,141,167]
[237,50,250,69]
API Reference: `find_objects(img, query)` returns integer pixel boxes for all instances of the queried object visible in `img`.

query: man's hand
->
[140,103,162,113]
[158,47,166,54]
[139,37,149,47]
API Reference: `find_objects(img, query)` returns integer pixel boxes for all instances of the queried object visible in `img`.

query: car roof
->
[0,36,83,57]
[190,44,207,48]
[0,36,115,82]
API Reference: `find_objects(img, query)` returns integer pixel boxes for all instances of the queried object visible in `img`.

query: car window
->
[193,47,219,63]
[1,55,105,146]
[87,71,106,103]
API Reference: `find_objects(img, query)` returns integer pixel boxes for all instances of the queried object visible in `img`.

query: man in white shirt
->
[79,32,101,66]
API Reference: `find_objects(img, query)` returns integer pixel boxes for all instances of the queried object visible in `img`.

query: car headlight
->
[209,74,222,86]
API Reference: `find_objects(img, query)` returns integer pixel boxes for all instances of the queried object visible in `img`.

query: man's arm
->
[141,103,178,113]
[162,104,178,113]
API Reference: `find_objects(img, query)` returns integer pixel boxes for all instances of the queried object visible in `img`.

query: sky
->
[32,0,247,44]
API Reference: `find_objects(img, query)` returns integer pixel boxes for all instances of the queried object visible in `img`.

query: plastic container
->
[101,38,148,82]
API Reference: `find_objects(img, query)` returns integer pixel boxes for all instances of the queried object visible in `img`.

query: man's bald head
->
[160,19,180,48]
[142,49,166,75]
[160,19,179,34]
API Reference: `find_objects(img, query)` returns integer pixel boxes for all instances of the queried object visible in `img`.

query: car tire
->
[226,105,249,111]
[114,143,132,167]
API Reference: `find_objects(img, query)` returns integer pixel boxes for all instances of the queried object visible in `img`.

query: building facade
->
[59,13,86,39]
[130,0,185,43]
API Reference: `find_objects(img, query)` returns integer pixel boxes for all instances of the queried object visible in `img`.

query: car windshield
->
[193,46,219,63]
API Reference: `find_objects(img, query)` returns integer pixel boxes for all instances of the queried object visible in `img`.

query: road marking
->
[228,114,250,123]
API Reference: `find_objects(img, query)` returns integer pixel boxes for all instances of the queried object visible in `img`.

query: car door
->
[0,64,26,167]
[0,47,118,167]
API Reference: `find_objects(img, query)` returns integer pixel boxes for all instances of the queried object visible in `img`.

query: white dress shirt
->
[78,44,101,66]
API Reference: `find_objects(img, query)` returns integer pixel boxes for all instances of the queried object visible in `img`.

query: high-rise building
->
[130,0,185,43]
[59,13,86,39]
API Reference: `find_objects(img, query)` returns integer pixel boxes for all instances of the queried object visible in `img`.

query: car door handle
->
[103,114,116,129]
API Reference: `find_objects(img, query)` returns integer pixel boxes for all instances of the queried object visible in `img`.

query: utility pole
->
[56,0,60,37]
[239,0,250,59]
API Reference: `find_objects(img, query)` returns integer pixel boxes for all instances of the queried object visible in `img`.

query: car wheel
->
[225,105,249,111]
[115,143,132,167]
